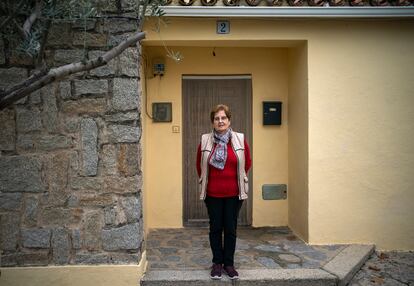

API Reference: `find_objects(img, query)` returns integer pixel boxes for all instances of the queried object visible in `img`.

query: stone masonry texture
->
[81,118,99,176]
[0,4,143,267]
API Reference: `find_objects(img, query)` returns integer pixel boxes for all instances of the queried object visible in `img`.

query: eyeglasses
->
[214,116,228,122]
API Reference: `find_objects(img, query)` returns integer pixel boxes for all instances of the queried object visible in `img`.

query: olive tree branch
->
[0,31,146,110]
[23,0,42,38]
[1,67,49,98]
[35,0,56,67]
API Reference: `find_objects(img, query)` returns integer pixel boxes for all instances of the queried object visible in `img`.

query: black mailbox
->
[263,101,282,125]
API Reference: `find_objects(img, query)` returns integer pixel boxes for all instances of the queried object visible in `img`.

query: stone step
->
[140,244,375,286]
[322,244,375,286]
[141,269,337,286]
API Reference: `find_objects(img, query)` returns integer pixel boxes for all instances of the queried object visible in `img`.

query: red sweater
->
[196,140,251,198]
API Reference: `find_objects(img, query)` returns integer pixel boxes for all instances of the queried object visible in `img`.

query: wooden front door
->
[183,75,252,226]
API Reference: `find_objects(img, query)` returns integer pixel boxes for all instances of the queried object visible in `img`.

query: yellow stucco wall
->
[287,43,309,242]
[0,252,147,286]
[306,21,414,250]
[143,46,289,228]
[143,18,414,250]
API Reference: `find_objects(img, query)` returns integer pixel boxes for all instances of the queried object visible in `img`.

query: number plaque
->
[216,21,230,34]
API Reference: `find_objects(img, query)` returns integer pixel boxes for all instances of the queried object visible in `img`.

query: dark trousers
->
[204,196,243,267]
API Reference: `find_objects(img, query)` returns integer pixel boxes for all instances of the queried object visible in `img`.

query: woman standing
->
[196,104,251,280]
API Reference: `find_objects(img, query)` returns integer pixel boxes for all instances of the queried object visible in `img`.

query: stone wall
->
[0,3,144,266]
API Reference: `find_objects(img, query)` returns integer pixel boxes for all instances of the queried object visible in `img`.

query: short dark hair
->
[210,104,231,123]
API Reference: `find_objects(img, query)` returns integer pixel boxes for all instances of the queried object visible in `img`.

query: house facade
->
[143,10,414,251]
[1,1,413,285]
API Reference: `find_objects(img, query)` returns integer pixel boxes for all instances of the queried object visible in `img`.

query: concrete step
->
[141,269,337,286]
[141,244,375,286]
[322,244,375,286]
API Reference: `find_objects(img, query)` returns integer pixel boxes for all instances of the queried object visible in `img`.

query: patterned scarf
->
[209,128,232,170]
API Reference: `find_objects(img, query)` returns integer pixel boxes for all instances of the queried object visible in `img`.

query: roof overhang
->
[160,6,414,18]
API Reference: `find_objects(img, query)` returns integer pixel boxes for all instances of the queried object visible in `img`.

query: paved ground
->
[146,227,414,285]
[349,250,414,286]
[146,227,348,270]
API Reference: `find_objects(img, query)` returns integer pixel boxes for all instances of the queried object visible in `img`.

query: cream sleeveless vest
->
[198,131,249,200]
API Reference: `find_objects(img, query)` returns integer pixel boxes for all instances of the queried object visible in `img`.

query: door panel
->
[183,76,252,226]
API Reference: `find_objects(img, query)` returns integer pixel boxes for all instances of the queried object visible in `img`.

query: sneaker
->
[210,263,222,280]
[224,266,239,280]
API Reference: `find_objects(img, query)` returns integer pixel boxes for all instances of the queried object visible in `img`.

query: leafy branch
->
[0,0,170,110]
[0,31,146,109]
